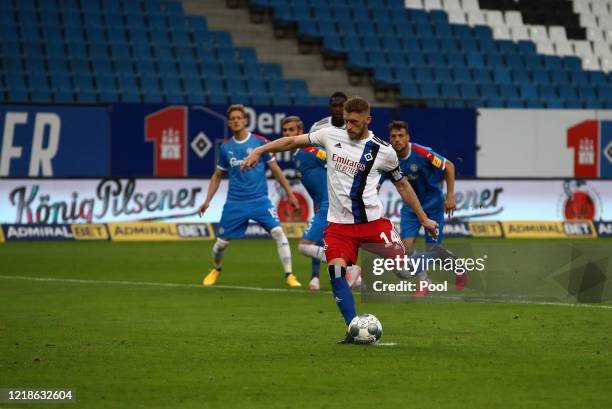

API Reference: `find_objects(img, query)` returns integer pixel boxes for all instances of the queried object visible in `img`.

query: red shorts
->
[323,218,405,265]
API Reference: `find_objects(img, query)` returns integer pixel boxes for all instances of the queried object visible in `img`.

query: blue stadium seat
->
[153,45,173,59]
[433,67,452,82]
[425,52,445,67]
[133,45,154,60]
[525,100,545,108]
[31,90,52,101]
[414,66,433,82]
[53,90,74,102]
[577,85,597,101]
[76,91,98,104]
[186,93,208,105]
[545,100,563,108]
[170,30,191,45]
[204,78,224,94]
[538,85,557,99]
[150,29,171,46]
[47,57,70,74]
[148,13,167,29]
[96,75,117,91]
[270,94,292,105]
[25,58,47,75]
[45,42,66,58]
[453,67,472,83]
[121,91,142,103]
[99,90,120,102]
[183,77,205,93]
[126,13,146,29]
[558,85,578,99]
[208,93,229,105]
[139,72,160,89]
[420,82,439,98]
[440,83,460,98]
[505,99,524,108]
[74,74,95,91]
[532,69,551,85]
[499,84,519,99]
[460,83,479,99]
[110,45,131,59]
[510,68,530,84]
[472,68,493,83]
[51,74,72,91]
[105,13,125,29]
[108,29,128,44]
[479,84,499,99]
[114,60,135,76]
[542,56,563,70]
[467,52,484,68]
[395,66,413,81]
[89,43,109,59]
[142,90,164,104]
[400,83,420,98]
[118,76,138,92]
[551,70,570,85]
[161,77,182,92]
[493,68,512,85]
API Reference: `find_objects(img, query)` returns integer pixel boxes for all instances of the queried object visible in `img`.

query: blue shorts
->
[218,197,280,239]
[400,208,444,244]
[302,204,328,242]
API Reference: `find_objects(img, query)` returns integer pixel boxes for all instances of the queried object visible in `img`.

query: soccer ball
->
[348,314,382,344]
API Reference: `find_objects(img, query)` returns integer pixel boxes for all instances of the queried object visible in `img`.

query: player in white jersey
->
[309,91,347,133]
[243,97,437,343]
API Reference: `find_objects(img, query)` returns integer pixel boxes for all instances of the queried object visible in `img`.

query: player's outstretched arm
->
[242,134,312,170]
[267,160,300,209]
[444,160,456,217]
[393,177,438,240]
[198,167,224,216]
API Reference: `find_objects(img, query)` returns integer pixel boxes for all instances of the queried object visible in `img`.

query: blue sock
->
[311,258,321,278]
[328,265,356,325]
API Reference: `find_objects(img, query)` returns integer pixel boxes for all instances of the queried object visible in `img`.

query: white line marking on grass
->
[1,275,612,310]
[0,275,330,295]
[375,342,398,346]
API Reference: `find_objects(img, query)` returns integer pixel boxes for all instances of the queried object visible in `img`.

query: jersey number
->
[380,230,401,247]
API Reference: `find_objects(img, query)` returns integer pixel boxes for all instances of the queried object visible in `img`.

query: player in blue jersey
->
[380,120,465,295]
[198,104,302,288]
[281,115,361,290]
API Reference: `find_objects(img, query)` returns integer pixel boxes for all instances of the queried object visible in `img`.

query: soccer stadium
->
[1,0,611,407]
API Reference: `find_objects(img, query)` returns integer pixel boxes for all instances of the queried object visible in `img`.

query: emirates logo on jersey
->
[332,153,366,176]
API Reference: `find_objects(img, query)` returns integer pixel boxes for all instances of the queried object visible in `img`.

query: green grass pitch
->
[1,240,610,409]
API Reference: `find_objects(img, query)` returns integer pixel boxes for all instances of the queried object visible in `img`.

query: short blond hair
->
[281,116,304,131]
[343,96,370,114]
[226,104,247,119]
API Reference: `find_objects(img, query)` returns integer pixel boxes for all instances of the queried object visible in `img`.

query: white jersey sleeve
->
[308,127,329,150]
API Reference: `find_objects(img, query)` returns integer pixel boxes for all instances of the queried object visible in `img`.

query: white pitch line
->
[1,275,611,310]
[375,342,398,346]
[0,274,329,295]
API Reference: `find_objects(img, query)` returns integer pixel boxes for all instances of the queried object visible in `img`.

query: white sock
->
[416,271,430,282]
[212,238,230,269]
[271,227,292,274]
[298,243,327,262]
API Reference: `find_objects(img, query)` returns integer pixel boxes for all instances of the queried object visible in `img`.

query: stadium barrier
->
[1,219,609,242]
[0,103,476,177]
[0,178,611,241]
